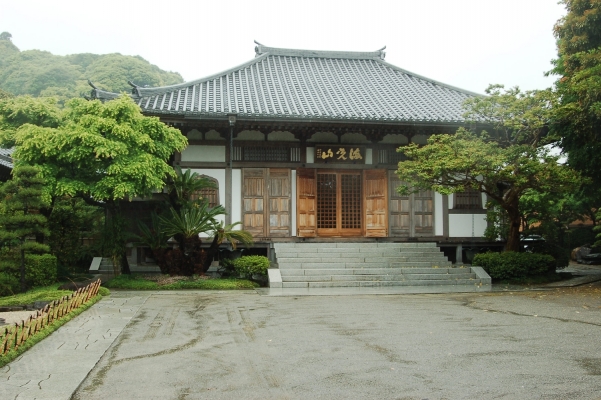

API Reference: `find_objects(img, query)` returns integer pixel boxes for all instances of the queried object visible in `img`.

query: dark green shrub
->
[233,256,270,277]
[0,272,19,296]
[473,251,555,280]
[25,254,58,287]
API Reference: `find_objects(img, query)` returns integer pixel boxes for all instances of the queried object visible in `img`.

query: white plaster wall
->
[365,148,373,165]
[434,192,443,236]
[181,145,225,162]
[291,169,297,236]
[449,214,487,237]
[306,147,315,163]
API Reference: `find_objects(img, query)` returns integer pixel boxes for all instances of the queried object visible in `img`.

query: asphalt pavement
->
[0,281,600,400]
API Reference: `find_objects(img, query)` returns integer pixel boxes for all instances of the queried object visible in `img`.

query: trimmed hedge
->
[473,251,555,280]
[233,256,270,277]
[25,254,58,287]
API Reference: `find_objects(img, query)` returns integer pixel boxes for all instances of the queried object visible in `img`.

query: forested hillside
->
[0,32,184,102]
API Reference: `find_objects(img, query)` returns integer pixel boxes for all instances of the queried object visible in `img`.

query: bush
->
[473,251,555,280]
[25,254,58,287]
[0,272,20,297]
[233,256,270,278]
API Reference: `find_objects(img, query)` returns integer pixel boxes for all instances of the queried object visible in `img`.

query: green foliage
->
[167,166,217,210]
[160,202,226,240]
[233,256,270,277]
[24,254,57,287]
[211,221,254,250]
[83,53,183,94]
[473,251,555,280]
[103,274,258,290]
[552,1,601,186]
[0,282,73,304]
[0,42,183,101]
[0,88,13,100]
[0,272,19,296]
[7,96,187,201]
[47,197,103,274]
[97,286,110,296]
[397,85,582,251]
[0,166,50,291]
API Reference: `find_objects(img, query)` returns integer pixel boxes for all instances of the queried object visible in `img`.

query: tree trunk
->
[505,207,522,252]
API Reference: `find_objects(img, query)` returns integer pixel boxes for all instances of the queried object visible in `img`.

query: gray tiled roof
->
[93,44,481,124]
[0,147,13,169]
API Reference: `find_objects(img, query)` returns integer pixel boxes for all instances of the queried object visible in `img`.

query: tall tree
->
[396,85,581,252]
[0,166,50,291]
[0,95,188,274]
[551,0,601,185]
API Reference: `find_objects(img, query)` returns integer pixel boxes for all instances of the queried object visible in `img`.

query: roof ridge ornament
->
[254,42,387,60]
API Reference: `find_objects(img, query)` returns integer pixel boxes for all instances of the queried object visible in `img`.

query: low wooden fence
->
[0,279,101,355]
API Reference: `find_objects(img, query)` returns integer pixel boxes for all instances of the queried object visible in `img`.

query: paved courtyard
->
[2,287,601,399]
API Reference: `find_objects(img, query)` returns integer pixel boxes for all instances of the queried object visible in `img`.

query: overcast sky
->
[1,0,566,94]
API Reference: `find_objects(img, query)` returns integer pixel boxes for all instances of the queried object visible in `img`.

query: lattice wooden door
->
[388,171,433,237]
[316,171,361,237]
[243,168,291,238]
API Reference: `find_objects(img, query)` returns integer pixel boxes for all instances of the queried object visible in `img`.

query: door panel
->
[316,171,361,237]
[297,168,317,237]
[364,170,388,237]
[242,169,266,237]
[388,171,433,237]
[267,169,291,237]
[389,172,410,237]
[243,168,291,238]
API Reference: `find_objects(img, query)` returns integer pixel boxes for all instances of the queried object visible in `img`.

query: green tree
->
[0,45,184,101]
[396,85,581,252]
[0,95,188,274]
[83,54,183,94]
[551,0,601,186]
[0,32,12,41]
[0,166,50,292]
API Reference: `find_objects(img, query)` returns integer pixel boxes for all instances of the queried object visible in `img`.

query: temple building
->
[92,43,493,277]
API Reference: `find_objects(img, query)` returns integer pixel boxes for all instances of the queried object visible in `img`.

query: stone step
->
[282,273,477,282]
[276,257,449,265]
[275,251,447,259]
[281,279,485,288]
[280,267,471,276]
[273,242,440,249]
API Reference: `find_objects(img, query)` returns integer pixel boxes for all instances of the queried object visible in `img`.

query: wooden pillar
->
[442,194,449,238]
[226,115,237,226]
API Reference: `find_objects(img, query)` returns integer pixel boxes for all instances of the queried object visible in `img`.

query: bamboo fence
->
[0,279,101,355]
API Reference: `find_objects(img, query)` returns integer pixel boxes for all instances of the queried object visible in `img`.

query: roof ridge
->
[255,44,386,60]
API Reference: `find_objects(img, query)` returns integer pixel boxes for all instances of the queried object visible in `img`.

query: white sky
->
[1,0,566,94]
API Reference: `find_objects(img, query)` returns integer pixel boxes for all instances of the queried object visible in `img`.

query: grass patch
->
[0,283,74,307]
[103,274,258,290]
[0,294,104,368]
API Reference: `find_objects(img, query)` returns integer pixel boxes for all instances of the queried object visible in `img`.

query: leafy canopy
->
[551,0,601,182]
[1,95,188,203]
[396,85,581,251]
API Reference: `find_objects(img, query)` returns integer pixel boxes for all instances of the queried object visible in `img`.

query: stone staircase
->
[270,242,491,288]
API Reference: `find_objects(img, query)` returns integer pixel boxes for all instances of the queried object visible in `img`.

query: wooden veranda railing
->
[0,279,101,355]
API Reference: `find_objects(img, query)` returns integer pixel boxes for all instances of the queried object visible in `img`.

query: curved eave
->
[144,110,469,126]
